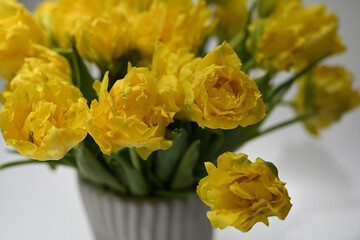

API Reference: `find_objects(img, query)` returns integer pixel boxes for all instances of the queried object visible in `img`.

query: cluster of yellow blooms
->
[0,0,87,160]
[0,0,359,234]
[35,0,212,67]
[0,0,260,160]
[0,0,268,161]
[86,42,266,160]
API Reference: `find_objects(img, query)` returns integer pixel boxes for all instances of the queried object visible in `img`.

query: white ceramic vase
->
[78,178,213,240]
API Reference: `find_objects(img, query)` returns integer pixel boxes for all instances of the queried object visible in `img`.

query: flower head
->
[7,46,72,91]
[248,1,345,71]
[294,65,360,136]
[0,0,47,80]
[35,0,134,66]
[0,77,89,161]
[257,0,299,18]
[197,152,292,232]
[87,69,173,159]
[134,0,212,63]
[35,0,104,47]
[151,42,195,115]
[179,42,265,129]
[74,8,132,67]
[214,0,249,39]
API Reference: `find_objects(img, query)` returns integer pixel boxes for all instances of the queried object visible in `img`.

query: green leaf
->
[257,0,278,18]
[195,131,225,181]
[112,150,149,197]
[264,161,279,178]
[230,31,252,66]
[200,129,225,163]
[254,71,273,99]
[220,126,253,153]
[147,171,166,190]
[227,0,257,63]
[129,148,142,173]
[47,154,77,170]
[106,49,141,89]
[154,129,188,183]
[170,140,200,190]
[76,143,126,193]
[248,19,265,54]
[55,47,97,106]
[144,155,166,190]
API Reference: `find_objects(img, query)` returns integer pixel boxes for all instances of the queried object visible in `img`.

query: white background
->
[1,0,360,239]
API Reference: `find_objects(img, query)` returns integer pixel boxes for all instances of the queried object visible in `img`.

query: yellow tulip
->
[0,45,72,104]
[8,46,72,90]
[35,0,136,65]
[119,0,152,11]
[294,65,360,136]
[151,42,195,115]
[134,0,212,64]
[249,1,345,71]
[257,0,299,18]
[35,0,104,48]
[0,77,89,161]
[75,8,133,67]
[197,152,292,232]
[179,42,265,129]
[214,0,249,39]
[0,0,47,80]
[87,69,172,160]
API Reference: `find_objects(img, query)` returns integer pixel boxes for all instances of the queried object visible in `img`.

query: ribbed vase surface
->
[78,178,213,240]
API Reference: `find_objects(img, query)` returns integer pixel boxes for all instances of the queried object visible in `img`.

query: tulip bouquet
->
[1,0,359,234]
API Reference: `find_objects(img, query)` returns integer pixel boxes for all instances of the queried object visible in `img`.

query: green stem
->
[278,101,296,107]
[255,70,276,101]
[251,112,316,139]
[0,157,78,170]
[228,1,257,48]
[228,1,257,64]
[56,46,97,105]
[242,59,257,73]
[54,48,81,87]
[266,54,329,103]
[0,159,39,170]
[266,96,281,116]
[228,31,245,50]
[196,36,209,58]
[129,148,142,173]
[219,123,259,154]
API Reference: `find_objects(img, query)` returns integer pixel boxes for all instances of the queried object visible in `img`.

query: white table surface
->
[1,0,360,239]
